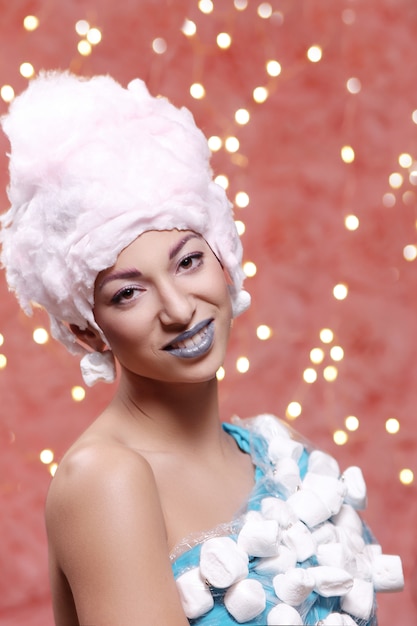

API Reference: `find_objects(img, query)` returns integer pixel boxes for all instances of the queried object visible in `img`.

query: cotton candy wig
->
[0,71,250,385]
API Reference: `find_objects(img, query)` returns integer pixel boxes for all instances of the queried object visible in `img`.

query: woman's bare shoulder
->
[46,435,157,532]
[46,435,188,625]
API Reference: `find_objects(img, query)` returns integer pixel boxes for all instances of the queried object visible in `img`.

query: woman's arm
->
[46,443,189,626]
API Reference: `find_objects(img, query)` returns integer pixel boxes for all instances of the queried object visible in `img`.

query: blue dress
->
[170,415,402,625]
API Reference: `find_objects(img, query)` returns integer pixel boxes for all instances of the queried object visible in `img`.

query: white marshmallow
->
[332,504,364,535]
[342,466,367,510]
[273,567,315,606]
[312,522,339,547]
[302,472,346,516]
[261,497,297,529]
[316,542,355,572]
[353,552,372,580]
[268,435,304,463]
[337,527,366,555]
[340,578,374,620]
[308,565,353,597]
[255,545,297,574]
[320,613,357,625]
[272,457,301,497]
[267,603,303,625]
[238,519,280,557]
[282,520,315,562]
[372,554,404,592]
[176,567,214,619]
[307,449,340,478]
[287,488,331,528]
[199,537,249,588]
[248,414,293,443]
[224,578,266,623]
[363,543,382,560]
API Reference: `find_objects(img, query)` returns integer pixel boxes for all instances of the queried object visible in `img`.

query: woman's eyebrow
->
[98,268,142,290]
[169,233,202,260]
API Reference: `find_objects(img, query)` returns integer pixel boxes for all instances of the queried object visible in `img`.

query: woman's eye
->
[111,286,139,304]
[178,252,203,271]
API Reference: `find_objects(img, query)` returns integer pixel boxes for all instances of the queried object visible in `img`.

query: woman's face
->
[93,229,233,384]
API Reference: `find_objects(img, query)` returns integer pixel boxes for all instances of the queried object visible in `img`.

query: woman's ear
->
[69,323,106,352]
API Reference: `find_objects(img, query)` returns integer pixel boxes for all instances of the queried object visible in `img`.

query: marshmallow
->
[176,567,214,619]
[340,578,374,620]
[316,542,355,572]
[255,545,297,574]
[302,472,346,516]
[342,466,367,510]
[237,519,280,557]
[307,449,340,478]
[308,565,353,597]
[268,435,304,463]
[261,497,297,529]
[248,414,293,443]
[353,552,372,580]
[224,578,266,623]
[199,537,249,588]
[267,603,303,625]
[312,522,339,547]
[272,457,301,497]
[287,488,331,528]
[372,554,404,592]
[282,521,315,562]
[320,613,357,625]
[337,527,366,555]
[332,504,364,535]
[273,567,315,606]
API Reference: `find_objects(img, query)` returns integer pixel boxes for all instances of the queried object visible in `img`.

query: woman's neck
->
[108,374,225,454]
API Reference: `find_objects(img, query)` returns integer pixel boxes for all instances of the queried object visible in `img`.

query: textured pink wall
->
[0,1,416,624]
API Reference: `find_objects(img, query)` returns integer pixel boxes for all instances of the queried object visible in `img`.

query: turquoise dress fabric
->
[170,417,378,625]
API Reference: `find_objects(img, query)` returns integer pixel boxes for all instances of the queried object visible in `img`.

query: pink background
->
[0,1,416,623]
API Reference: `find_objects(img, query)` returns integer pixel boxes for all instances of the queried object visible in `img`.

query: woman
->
[1,72,403,625]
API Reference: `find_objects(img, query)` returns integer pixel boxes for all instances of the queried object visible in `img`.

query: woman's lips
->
[163,319,214,359]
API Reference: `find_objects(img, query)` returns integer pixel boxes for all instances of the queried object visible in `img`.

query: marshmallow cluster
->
[173,414,404,624]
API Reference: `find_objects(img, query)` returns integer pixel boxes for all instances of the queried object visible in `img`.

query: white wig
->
[0,71,250,385]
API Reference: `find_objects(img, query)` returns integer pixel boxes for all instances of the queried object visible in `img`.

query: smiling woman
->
[0,72,403,625]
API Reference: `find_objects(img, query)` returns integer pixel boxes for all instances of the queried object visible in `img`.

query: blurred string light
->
[235,191,250,207]
[208,135,222,151]
[182,19,197,36]
[345,415,359,431]
[190,82,205,99]
[341,145,355,163]
[307,45,322,63]
[23,15,39,31]
[152,38,167,54]
[257,3,273,19]
[198,0,213,14]
[399,468,414,485]
[20,62,35,78]
[345,214,359,231]
[33,327,49,345]
[217,32,232,49]
[0,85,14,103]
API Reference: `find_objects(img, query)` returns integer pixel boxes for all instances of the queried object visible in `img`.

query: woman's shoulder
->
[45,433,158,535]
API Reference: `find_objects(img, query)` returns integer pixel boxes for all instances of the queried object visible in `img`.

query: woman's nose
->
[158,281,195,327]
